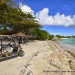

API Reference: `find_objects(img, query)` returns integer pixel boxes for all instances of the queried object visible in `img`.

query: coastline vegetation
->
[0,0,55,40]
[55,35,75,39]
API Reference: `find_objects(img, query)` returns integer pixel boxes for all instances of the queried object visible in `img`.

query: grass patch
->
[67,50,75,58]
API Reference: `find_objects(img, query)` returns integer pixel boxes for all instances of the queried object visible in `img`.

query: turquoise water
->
[60,38,75,46]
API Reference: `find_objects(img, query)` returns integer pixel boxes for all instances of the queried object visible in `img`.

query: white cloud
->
[19,2,34,14]
[19,3,75,27]
[36,8,75,27]
[19,2,40,22]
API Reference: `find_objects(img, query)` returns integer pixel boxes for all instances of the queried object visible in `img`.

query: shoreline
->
[54,40,75,54]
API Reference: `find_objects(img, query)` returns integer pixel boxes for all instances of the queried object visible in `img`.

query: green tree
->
[49,35,54,40]
[35,29,49,40]
[0,0,41,35]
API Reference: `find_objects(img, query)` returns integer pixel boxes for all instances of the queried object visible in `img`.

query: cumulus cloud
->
[19,3,75,27]
[19,2,39,21]
[19,2,34,14]
[36,8,75,27]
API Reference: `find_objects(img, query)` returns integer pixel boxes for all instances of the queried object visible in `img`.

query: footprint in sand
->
[20,69,33,75]
[26,70,33,75]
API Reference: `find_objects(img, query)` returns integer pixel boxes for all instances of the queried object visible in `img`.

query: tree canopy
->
[0,0,54,40]
[0,0,41,35]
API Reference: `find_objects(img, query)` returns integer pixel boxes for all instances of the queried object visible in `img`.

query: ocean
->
[60,38,75,46]
[55,38,75,54]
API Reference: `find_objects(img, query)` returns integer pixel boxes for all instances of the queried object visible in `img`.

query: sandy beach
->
[0,40,75,75]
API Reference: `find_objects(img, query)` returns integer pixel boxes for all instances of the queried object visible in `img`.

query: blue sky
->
[14,0,75,36]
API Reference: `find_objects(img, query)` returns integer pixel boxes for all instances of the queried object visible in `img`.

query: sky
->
[14,0,75,36]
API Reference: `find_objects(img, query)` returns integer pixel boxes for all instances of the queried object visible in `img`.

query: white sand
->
[0,40,75,75]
